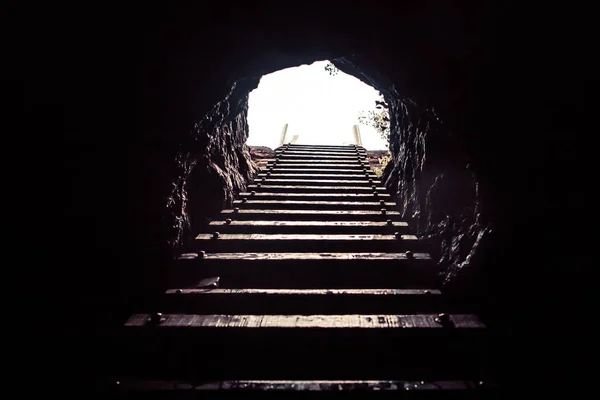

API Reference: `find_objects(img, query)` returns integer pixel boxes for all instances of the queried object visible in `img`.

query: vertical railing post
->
[353,125,363,147]
[279,123,289,146]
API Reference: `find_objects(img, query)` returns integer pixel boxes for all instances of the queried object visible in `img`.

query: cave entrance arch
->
[178,53,475,297]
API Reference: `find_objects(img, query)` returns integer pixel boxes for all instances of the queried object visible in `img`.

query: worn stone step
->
[278,144,366,151]
[271,160,367,166]
[274,154,367,161]
[267,158,365,164]
[257,173,378,181]
[160,288,446,314]
[264,166,372,173]
[209,220,408,234]
[265,163,369,170]
[282,144,365,150]
[260,168,376,175]
[279,145,366,150]
[195,233,421,253]
[278,148,366,154]
[219,208,399,221]
[266,163,367,169]
[172,252,434,289]
[248,185,386,194]
[233,199,396,211]
[276,150,367,157]
[281,145,365,151]
[239,192,391,201]
[114,379,494,392]
[118,313,487,381]
[254,179,380,187]
[277,148,366,154]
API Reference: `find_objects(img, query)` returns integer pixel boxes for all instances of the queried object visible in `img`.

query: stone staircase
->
[114,144,495,393]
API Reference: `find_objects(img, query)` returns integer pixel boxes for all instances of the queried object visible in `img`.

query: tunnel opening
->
[246,60,389,150]
[117,53,498,388]
[171,53,485,301]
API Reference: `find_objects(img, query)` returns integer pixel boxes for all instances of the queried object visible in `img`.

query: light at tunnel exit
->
[247,60,389,150]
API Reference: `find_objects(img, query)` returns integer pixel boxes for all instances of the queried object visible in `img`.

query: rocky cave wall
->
[167,79,260,250]
[384,96,495,290]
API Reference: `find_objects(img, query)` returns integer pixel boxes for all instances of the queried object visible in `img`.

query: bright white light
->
[247,60,388,150]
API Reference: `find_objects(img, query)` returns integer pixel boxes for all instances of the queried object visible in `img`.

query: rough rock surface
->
[248,146,276,169]
[364,150,389,175]
[166,81,259,250]
[381,96,490,288]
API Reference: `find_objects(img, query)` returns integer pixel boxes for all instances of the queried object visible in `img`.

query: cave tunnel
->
[25,0,594,393]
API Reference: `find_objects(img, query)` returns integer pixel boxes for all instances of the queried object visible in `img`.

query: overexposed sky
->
[247,60,388,150]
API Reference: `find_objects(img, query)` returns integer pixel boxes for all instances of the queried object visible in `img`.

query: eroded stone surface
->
[166,81,259,249]
[380,95,490,287]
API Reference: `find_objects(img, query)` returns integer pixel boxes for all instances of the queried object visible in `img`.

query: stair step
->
[160,288,444,314]
[274,154,366,160]
[126,313,483,329]
[260,168,376,175]
[248,185,386,193]
[219,209,399,221]
[267,158,365,164]
[233,200,396,211]
[254,179,380,187]
[279,148,365,154]
[209,220,408,234]
[239,192,391,201]
[279,146,366,151]
[257,174,378,182]
[172,252,434,288]
[278,146,366,152]
[119,313,487,381]
[195,233,421,253]
[276,150,367,156]
[265,163,368,169]
[116,379,492,392]
[283,144,364,150]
